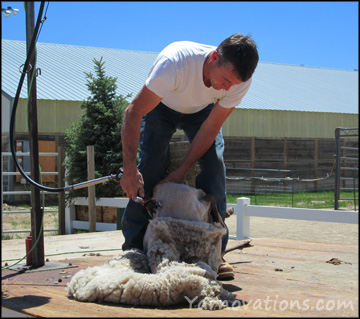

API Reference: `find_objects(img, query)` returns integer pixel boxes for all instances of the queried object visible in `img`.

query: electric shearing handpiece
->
[65,167,160,218]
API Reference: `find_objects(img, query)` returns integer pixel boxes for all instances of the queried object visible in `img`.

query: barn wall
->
[3,97,357,197]
[9,99,358,139]
[222,108,358,138]
[14,99,83,134]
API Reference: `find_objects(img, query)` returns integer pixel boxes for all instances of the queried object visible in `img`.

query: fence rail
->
[3,229,58,234]
[3,172,58,176]
[1,151,61,236]
[65,197,359,240]
[230,198,358,239]
[3,209,58,215]
[2,191,55,195]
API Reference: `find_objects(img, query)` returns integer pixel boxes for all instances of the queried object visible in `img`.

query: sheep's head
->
[152,182,225,228]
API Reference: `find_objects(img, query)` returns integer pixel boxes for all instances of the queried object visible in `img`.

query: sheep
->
[67,182,236,310]
[143,182,226,254]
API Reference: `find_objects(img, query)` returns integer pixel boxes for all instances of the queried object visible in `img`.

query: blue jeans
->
[121,102,228,252]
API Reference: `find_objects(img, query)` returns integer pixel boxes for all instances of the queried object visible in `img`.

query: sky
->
[1,1,359,71]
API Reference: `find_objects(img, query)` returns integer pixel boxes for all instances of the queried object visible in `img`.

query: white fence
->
[65,197,129,234]
[229,197,358,239]
[65,197,359,239]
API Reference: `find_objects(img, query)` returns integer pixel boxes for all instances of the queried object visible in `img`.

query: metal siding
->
[223,109,358,138]
[14,99,28,132]
[1,94,11,133]
[45,100,83,133]
[12,99,358,138]
[40,100,82,133]
[54,100,83,133]
[13,99,83,134]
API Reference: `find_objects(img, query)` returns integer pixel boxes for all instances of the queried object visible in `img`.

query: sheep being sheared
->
[143,182,225,254]
[67,182,235,310]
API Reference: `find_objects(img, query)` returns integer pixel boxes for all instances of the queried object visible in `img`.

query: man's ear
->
[210,50,219,63]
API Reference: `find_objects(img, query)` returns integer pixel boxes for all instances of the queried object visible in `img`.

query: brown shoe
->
[217,258,234,280]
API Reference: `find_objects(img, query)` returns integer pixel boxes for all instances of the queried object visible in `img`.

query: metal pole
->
[25,1,44,267]
[334,128,341,210]
[353,170,357,212]
[1,153,3,235]
[57,146,66,234]
[291,177,294,208]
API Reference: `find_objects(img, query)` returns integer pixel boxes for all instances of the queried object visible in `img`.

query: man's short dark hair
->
[217,33,259,82]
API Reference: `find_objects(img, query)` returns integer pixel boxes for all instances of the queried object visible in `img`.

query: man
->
[120,33,259,280]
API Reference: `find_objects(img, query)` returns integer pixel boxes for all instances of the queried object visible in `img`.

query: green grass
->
[227,191,358,209]
[1,234,13,240]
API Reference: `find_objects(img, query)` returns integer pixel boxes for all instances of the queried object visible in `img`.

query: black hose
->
[9,2,66,192]
[9,2,62,191]
[8,2,122,193]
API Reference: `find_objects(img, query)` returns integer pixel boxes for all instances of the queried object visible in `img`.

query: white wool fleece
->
[67,219,234,310]
[67,183,236,310]
[67,249,233,309]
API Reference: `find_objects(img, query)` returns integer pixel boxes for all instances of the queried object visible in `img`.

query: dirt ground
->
[226,215,358,245]
[2,204,58,239]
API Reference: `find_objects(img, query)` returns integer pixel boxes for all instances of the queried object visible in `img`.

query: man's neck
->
[202,52,212,88]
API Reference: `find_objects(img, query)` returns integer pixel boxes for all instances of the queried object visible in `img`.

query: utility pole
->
[25,1,44,267]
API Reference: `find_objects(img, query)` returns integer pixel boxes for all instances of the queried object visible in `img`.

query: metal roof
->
[1,39,157,102]
[244,61,358,114]
[2,39,358,114]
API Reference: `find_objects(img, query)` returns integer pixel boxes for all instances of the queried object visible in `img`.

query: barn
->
[1,39,358,199]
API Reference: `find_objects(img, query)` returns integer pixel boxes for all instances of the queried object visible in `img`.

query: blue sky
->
[1,1,358,70]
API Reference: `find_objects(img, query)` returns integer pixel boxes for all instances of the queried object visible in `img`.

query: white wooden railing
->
[65,197,358,239]
[65,197,130,234]
[228,197,358,240]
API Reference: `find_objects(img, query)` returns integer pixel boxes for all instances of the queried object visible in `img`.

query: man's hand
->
[120,169,145,201]
[120,85,162,201]
[161,103,235,187]
[159,169,186,185]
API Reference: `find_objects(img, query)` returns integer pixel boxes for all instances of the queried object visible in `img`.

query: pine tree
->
[64,57,131,202]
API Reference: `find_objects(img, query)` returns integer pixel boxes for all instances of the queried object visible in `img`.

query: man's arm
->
[163,103,234,184]
[120,85,162,200]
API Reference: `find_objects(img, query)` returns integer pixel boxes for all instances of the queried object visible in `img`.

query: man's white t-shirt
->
[145,41,252,114]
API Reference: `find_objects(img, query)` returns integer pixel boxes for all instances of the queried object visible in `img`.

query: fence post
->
[334,128,341,210]
[57,146,66,234]
[236,197,251,240]
[87,145,96,232]
[65,202,76,234]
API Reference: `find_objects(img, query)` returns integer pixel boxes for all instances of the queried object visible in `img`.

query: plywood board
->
[2,234,358,317]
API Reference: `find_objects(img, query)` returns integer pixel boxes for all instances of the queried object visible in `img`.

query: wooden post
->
[26,1,44,267]
[87,145,96,232]
[236,197,251,240]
